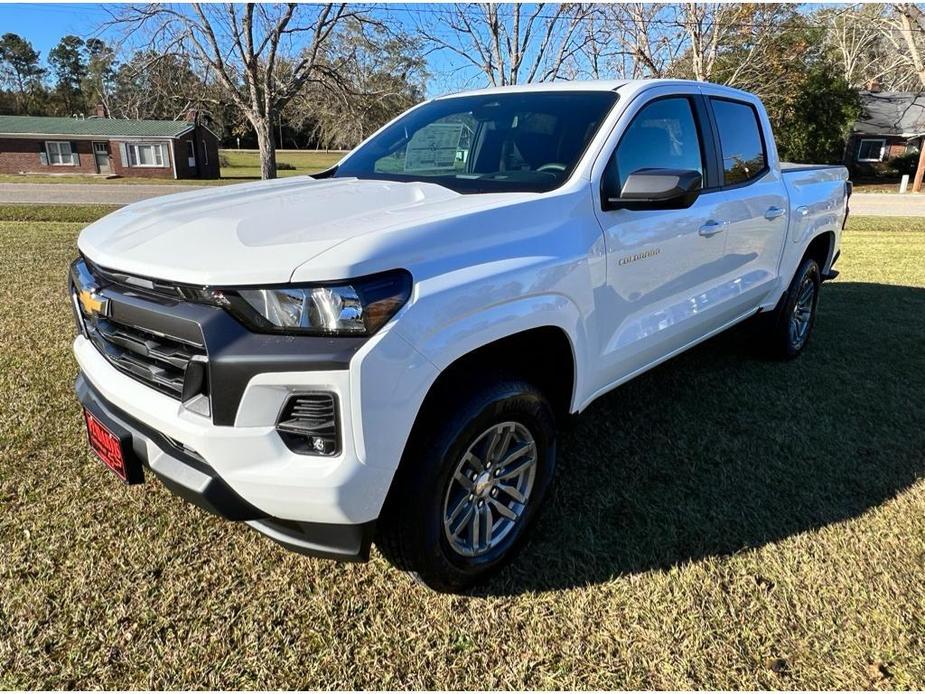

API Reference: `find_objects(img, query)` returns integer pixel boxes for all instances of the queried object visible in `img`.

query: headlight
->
[204,270,412,336]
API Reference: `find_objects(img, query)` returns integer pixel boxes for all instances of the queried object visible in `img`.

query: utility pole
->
[914,135,925,193]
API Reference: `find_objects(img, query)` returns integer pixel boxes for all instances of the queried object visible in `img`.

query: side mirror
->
[603,168,703,211]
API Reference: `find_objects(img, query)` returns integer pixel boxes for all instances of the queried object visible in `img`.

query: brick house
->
[846,90,925,176]
[0,111,220,179]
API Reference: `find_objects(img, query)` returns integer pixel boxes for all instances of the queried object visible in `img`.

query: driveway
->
[849,192,925,217]
[0,182,202,205]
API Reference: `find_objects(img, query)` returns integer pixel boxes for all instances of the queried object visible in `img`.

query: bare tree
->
[108,3,368,179]
[590,3,681,79]
[287,20,427,150]
[822,5,892,87]
[893,3,925,88]
[676,3,742,81]
[417,3,595,88]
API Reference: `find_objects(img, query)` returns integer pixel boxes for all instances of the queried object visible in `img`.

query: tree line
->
[3,3,925,179]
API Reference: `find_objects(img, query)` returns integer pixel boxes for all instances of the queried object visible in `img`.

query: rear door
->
[699,88,789,312]
[590,87,731,388]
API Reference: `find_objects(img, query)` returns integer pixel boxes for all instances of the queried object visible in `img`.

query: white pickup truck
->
[70,80,849,591]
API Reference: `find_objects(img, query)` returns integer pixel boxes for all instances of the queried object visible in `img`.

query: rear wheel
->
[376,379,556,593]
[762,257,821,359]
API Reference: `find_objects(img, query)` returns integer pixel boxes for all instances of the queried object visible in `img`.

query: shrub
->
[886,151,920,177]
[276,161,296,170]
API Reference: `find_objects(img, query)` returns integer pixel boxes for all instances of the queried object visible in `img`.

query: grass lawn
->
[0,149,344,186]
[219,148,344,180]
[0,212,923,688]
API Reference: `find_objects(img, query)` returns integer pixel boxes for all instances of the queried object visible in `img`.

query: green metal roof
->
[0,115,193,138]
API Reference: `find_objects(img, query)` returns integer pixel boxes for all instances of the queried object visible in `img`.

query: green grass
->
[0,214,923,688]
[0,204,120,223]
[0,149,344,186]
[853,182,904,194]
[218,148,343,180]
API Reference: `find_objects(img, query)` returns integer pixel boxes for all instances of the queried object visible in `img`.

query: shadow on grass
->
[485,281,925,595]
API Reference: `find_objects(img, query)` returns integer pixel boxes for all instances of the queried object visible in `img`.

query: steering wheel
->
[537,163,567,173]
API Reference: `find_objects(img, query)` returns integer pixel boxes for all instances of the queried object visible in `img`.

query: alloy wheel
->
[789,274,816,349]
[442,421,537,558]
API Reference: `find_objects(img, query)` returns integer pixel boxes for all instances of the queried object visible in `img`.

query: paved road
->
[849,192,925,217]
[3,182,925,216]
[0,182,201,205]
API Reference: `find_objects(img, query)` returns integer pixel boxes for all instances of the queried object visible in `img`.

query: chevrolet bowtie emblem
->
[78,288,108,318]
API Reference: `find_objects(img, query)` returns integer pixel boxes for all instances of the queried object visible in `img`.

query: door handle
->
[698,220,726,237]
[764,206,786,220]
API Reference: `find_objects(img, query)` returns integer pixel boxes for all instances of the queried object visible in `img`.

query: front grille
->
[71,258,209,405]
[86,317,206,399]
[276,393,339,456]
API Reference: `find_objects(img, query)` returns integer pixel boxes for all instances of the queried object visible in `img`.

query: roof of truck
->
[437,79,754,101]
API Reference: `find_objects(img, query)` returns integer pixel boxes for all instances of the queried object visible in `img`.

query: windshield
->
[334,90,619,194]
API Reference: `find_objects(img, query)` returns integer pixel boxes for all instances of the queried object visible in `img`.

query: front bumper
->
[69,255,441,558]
[74,334,395,526]
[76,372,374,561]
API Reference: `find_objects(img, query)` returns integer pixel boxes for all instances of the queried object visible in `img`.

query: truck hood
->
[78,176,511,286]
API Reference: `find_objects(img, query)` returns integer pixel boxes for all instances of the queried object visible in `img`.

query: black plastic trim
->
[246,518,374,562]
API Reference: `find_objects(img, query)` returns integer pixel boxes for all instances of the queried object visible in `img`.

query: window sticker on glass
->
[404,123,466,172]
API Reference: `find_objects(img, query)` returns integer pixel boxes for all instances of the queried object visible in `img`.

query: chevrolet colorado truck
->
[70,80,850,592]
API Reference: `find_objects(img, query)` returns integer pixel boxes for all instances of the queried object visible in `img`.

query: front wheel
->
[376,379,556,593]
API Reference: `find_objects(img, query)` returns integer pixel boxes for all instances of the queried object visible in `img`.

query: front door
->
[591,92,730,388]
[93,142,111,174]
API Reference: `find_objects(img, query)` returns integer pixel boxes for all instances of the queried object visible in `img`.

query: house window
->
[201,140,209,166]
[126,143,166,167]
[186,140,194,158]
[857,138,886,162]
[46,141,74,166]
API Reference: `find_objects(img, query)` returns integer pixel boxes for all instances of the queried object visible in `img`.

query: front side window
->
[46,141,73,166]
[335,91,619,194]
[605,97,704,195]
[127,143,166,167]
[857,138,885,162]
[711,98,767,185]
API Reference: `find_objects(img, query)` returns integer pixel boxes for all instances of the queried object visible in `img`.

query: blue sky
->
[1,3,115,54]
[0,2,473,96]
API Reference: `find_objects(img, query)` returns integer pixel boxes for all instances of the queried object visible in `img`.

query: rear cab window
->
[710,98,767,185]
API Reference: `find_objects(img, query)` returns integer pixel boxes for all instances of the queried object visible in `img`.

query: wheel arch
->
[804,229,836,273]
[421,325,577,424]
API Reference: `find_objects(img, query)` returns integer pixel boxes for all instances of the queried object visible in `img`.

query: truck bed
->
[781,162,848,175]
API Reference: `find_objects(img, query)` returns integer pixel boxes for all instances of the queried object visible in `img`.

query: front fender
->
[396,292,589,413]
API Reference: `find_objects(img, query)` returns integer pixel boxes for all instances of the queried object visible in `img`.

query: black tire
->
[376,378,557,593]
[761,256,821,359]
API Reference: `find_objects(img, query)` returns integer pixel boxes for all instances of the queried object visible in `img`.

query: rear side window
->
[710,98,767,185]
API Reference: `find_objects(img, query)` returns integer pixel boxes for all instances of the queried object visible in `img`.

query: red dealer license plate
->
[83,408,140,483]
